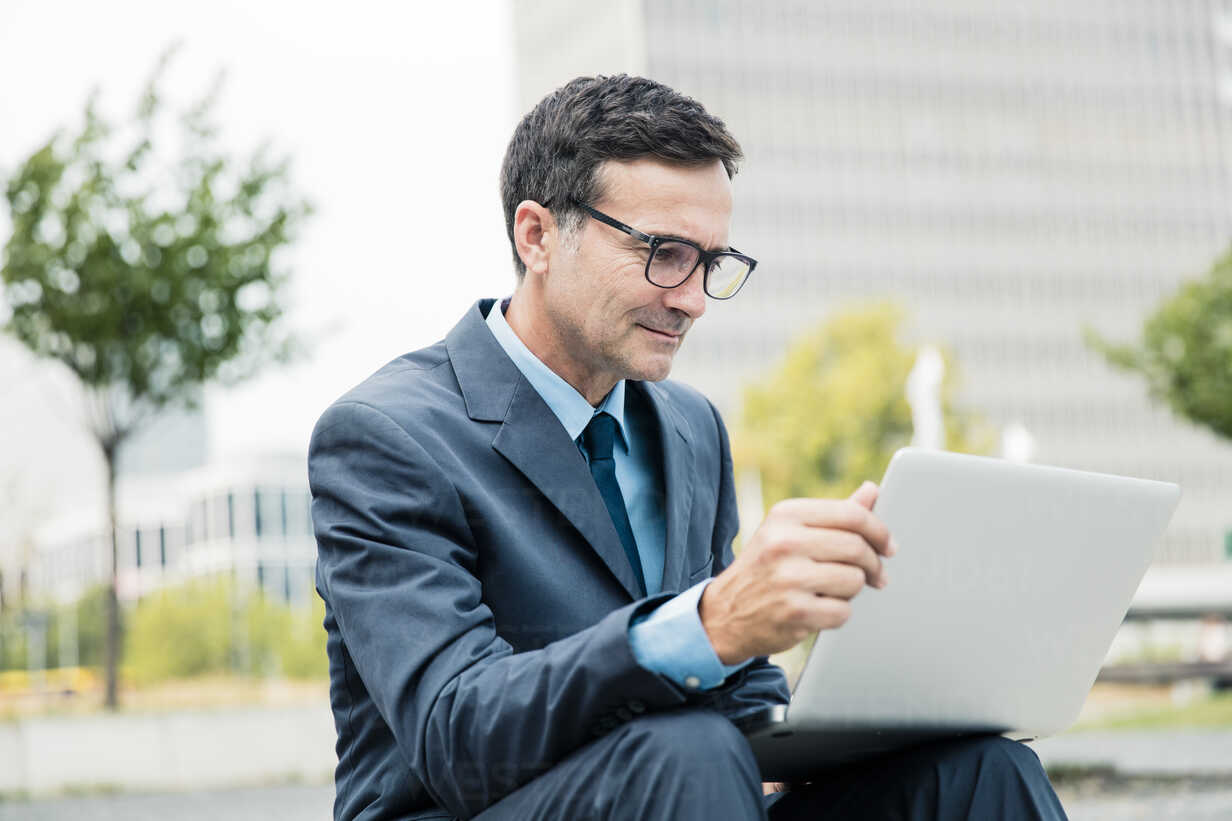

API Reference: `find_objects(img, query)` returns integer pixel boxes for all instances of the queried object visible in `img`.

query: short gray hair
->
[499,75,742,278]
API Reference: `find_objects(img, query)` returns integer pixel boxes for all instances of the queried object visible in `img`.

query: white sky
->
[0,0,518,529]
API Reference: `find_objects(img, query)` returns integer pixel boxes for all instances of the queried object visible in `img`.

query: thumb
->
[849,480,878,510]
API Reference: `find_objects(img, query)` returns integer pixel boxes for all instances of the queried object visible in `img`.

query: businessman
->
[309,75,1068,820]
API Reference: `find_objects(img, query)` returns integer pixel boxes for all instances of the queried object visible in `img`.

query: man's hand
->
[698,481,897,665]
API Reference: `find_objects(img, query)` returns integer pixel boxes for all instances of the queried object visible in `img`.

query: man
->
[309,75,1068,820]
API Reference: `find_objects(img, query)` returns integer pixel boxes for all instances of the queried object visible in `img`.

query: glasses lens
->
[705,255,751,299]
[646,240,702,287]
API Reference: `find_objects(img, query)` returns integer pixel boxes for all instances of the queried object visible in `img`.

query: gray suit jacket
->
[309,299,790,820]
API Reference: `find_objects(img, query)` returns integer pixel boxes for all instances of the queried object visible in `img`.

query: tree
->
[0,46,311,709]
[734,303,994,511]
[1085,250,1232,441]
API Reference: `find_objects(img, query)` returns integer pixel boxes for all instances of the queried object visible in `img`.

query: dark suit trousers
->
[469,710,1069,820]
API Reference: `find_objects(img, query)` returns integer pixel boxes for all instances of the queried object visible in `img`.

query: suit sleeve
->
[694,399,792,722]
[309,400,687,818]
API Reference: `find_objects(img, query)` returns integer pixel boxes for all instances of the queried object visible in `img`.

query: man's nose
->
[663,263,707,319]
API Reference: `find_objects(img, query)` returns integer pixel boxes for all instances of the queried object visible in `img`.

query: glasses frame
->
[576,203,757,300]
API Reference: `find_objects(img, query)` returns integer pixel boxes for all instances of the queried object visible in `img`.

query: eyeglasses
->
[576,204,756,300]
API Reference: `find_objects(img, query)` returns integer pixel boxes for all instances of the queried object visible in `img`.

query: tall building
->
[513,0,1232,564]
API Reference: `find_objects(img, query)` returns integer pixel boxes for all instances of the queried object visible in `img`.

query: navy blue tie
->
[581,412,647,597]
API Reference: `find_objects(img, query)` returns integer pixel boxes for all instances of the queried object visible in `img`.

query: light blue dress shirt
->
[485,300,748,690]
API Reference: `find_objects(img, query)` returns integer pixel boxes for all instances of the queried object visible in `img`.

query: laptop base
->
[742,709,1020,781]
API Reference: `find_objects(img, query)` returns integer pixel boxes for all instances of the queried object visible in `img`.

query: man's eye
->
[653,245,684,263]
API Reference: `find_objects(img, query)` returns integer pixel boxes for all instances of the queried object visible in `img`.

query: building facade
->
[513,0,1232,564]
[29,454,316,609]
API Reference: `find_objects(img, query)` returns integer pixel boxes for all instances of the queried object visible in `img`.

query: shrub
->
[126,576,326,683]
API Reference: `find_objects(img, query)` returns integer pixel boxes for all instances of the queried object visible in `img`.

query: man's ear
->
[513,200,557,278]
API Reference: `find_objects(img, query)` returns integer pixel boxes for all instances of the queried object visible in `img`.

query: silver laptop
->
[741,447,1181,781]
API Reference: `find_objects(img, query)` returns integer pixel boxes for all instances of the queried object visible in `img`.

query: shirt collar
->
[485,298,627,447]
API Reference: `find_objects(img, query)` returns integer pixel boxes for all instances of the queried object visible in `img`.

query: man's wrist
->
[628,579,752,690]
[698,577,741,665]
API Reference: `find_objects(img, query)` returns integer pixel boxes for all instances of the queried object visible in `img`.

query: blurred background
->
[2,0,1231,818]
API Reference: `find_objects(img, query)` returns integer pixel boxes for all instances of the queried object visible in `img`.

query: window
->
[282,491,310,539]
[211,494,230,543]
[256,488,283,541]
[254,489,264,539]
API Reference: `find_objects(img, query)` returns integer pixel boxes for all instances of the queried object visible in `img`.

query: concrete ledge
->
[1031,729,1232,778]
[0,702,336,796]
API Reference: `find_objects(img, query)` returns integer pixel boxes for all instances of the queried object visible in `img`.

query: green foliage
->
[278,596,329,679]
[0,610,28,671]
[0,580,324,682]
[126,578,231,682]
[1085,250,1232,440]
[734,304,994,508]
[0,589,109,671]
[241,590,327,679]
[126,577,325,683]
[0,44,310,445]
[71,584,110,668]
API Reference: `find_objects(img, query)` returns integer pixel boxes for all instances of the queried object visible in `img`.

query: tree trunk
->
[103,447,120,711]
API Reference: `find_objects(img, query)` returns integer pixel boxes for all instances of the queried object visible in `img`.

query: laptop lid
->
[782,448,1181,739]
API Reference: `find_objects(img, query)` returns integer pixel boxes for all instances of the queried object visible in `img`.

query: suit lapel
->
[447,300,644,599]
[491,380,645,598]
[638,381,695,593]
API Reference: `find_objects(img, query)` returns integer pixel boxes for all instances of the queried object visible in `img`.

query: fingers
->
[849,482,899,557]
[771,496,896,558]
[785,558,867,600]
[849,480,878,510]
[791,592,853,632]
[768,527,886,589]
[813,529,886,589]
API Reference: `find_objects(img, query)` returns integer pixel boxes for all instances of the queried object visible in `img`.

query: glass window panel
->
[212,495,230,543]
[258,488,281,542]
[284,492,310,539]
[254,489,264,539]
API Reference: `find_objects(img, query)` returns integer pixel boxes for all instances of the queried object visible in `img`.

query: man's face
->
[542,157,733,392]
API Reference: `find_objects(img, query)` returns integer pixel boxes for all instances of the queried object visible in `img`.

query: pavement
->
[0,783,335,821]
[1056,779,1232,821]
[4,778,1232,821]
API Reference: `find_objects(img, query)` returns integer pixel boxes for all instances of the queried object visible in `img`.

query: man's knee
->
[950,735,1048,779]
[608,709,761,793]
[933,735,1064,819]
[605,710,765,819]
[613,709,755,771]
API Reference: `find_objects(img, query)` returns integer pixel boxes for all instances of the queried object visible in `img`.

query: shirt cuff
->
[627,578,752,691]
